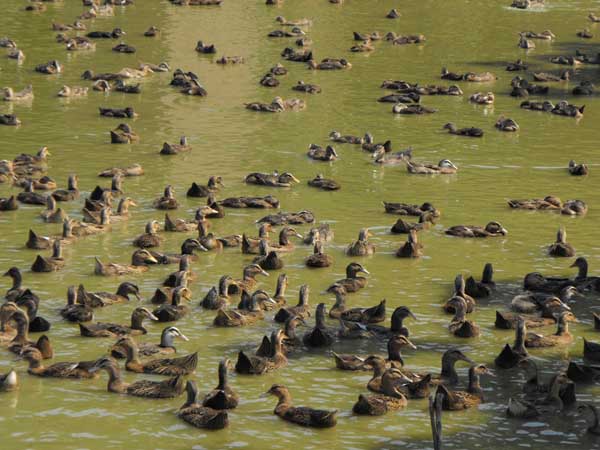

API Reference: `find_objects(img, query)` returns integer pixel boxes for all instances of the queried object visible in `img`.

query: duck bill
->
[360,268,370,275]
[134,293,143,302]
[408,311,418,321]
[178,333,189,342]
[148,313,160,321]
[259,269,270,277]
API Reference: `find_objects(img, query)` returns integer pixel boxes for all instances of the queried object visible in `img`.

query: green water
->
[1,0,600,448]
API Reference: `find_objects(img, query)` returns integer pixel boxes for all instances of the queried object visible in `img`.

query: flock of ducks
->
[1,0,600,447]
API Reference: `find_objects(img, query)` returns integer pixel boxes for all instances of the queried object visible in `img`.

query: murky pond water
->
[2,0,600,449]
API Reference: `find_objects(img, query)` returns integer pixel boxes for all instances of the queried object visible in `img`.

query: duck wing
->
[143,352,198,375]
[128,375,185,398]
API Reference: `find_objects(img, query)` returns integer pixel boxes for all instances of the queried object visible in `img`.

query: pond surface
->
[1,0,600,449]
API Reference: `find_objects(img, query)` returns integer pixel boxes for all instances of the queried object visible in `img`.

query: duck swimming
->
[390,214,433,234]
[329,130,365,144]
[177,380,228,430]
[35,60,61,74]
[112,326,188,359]
[110,123,139,144]
[79,282,141,307]
[469,92,495,104]
[90,356,185,398]
[79,307,158,338]
[153,185,179,210]
[308,58,351,70]
[406,159,457,174]
[396,229,423,258]
[524,312,573,348]
[20,348,96,379]
[346,228,375,256]
[274,284,311,323]
[446,221,508,238]
[307,174,340,190]
[0,369,17,391]
[495,116,519,132]
[305,241,333,268]
[439,364,491,410]
[447,297,480,338]
[257,210,315,225]
[245,171,300,187]
[187,176,223,197]
[31,240,64,273]
[548,227,575,257]
[263,384,337,428]
[94,251,157,276]
[115,337,197,375]
[465,263,495,298]
[3,85,33,102]
[203,359,239,409]
[443,123,484,137]
[60,286,93,322]
[307,144,337,161]
[329,263,370,293]
[17,180,47,205]
[235,330,287,374]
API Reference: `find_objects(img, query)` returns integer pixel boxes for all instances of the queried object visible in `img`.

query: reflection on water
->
[1,0,600,449]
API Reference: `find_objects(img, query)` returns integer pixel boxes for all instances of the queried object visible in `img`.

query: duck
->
[2,85,33,102]
[86,28,126,39]
[252,240,284,271]
[465,263,495,298]
[566,361,600,384]
[99,106,136,118]
[245,171,300,187]
[447,297,480,338]
[11,293,50,333]
[292,81,322,94]
[524,312,573,347]
[263,384,337,427]
[195,40,216,53]
[200,275,233,310]
[20,348,96,379]
[52,174,80,202]
[568,160,588,176]
[396,229,423,258]
[383,201,440,218]
[0,303,53,358]
[274,284,311,323]
[584,338,600,362]
[392,103,437,114]
[3,267,28,300]
[17,180,47,205]
[469,92,495,104]
[446,222,508,238]
[60,286,93,322]
[78,282,141,307]
[153,287,192,322]
[302,303,334,347]
[561,199,587,216]
[177,381,228,429]
[0,369,17,391]
[578,404,600,435]
[307,174,340,190]
[203,359,239,409]
[307,144,337,161]
[328,263,369,293]
[228,264,269,295]
[507,59,528,71]
[214,293,273,327]
[329,286,385,323]
[79,307,158,338]
[346,228,375,256]
[112,42,136,53]
[110,123,139,144]
[26,229,52,250]
[111,326,188,359]
[429,349,475,386]
[367,306,417,338]
[256,210,315,226]
[0,114,20,126]
[90,356,185,398]
[94,252,157,276]
[164,214,196,232]
[153,185,179,210]
[372,147,412,165]
[66,37,96,51]
[548,227,575,257]
[186,176,223,197]
[307,58,351,70]
[508,195,563,211]
[160,137,191,155]
[303,224,334,244]
[133,221,162,248]
[15,176,56,191]
[391,214,433,234]
[35,60,62,74]
[31,240,64,273]
[495,116,520,132]
[406,159,457,174]
[0,195,18,211]
[305,241,333,268]
[438,364,491,410]
[116,337,197,376]
[267,227,302,252]
[71,210,111,237]
[235,330,288,374]
[329,131,364,144]
[443,123,484,138]
[552,100,585,119]
[276,16,312,26]
[40,196,66,223]
[445,274,476,315]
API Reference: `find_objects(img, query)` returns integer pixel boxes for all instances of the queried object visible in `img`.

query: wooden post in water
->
[429,387,444,450]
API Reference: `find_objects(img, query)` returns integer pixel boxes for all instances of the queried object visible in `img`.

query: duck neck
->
[218,278,229,297]
[279,231,290,246]
[274,276,286,299]
[387,344,404,366]
[467,368,482,396]
[124,343,141,365]
[440,356,458,383]
[452,303,466,322]
[482,264,494,284]
[26,357,43,372]
[10,271,22,290]
[285,319,298,340]
[390,312,405,333]
[181,242,196,255]
[514,323,527,354]
[274,391,292,409]
[217,363,228,390]
[63,221,73,238]
[160,332,175,349]
[371,361,385,377]
[578,261,588,279]
[68,177,78,191]
[183,384,199,408]
[12,311,29,344]
[298,287,308,307]
[130,315,146,332]
[316,307,326,329]
[105,364,127,393]
[333,292,346,310]
[258,226,270,239]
